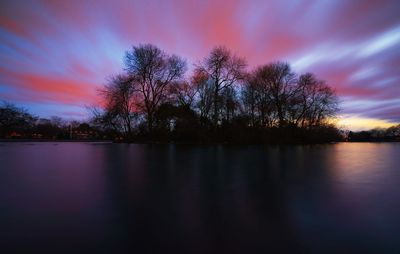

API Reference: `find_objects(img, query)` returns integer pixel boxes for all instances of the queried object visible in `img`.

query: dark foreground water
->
[0,142,399,253]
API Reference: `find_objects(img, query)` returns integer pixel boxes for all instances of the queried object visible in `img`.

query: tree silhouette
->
[0,102,36,138]
[92,43,345,143]
[124,44,187,132]
[196,46,246,126]
[192,68,213,121]
[99,74,138,138]
[168,80,197,108]
[253,62,297,127]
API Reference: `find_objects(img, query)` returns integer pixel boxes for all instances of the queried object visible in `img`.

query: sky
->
[0,0,399,130]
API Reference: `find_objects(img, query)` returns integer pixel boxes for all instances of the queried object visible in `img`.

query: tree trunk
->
[213,87,219,126]
[147,113,153,133]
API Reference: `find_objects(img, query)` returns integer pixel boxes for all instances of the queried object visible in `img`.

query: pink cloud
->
[0,0,399,123]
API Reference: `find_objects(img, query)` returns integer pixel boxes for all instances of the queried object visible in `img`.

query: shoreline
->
[1,139,398,144]
[0,139,113,143]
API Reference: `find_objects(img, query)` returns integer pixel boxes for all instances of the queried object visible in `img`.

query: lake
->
[0,142,399,253]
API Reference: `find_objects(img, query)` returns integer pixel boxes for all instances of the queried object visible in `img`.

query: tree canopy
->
[94,43,342,143]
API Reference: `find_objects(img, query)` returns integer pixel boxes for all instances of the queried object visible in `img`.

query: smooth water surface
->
[1,142,399,253]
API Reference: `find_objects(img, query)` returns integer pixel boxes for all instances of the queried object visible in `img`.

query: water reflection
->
[1,143,399,253]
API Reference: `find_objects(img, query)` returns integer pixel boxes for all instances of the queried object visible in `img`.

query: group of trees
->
[348,125,400,142]
[93,44,341,143]
[0,102,36,137]
[0,102,101,140]
[2,41,398,144]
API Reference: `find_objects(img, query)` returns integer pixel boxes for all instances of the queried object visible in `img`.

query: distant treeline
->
[90,44,343,143]
[2,100,399,143]
[347,126,400,142]
[0,102,104,140]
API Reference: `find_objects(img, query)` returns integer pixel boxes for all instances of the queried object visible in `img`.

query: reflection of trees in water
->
[103,145,322,252]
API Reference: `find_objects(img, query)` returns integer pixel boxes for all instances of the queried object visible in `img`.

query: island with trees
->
[1,44,399,143]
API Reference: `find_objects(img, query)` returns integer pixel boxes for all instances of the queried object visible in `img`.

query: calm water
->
[0,142,399,253]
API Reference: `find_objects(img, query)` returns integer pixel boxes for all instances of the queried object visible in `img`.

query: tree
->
[124,44,186,132]
[386,124,400,137]
[99,74,139,138]
[242,69,275,127]
[196,46,246,126]
[0,102,36,138]
[254,62,297,127]
[241,67,338,129]
[241,79,258,127]
[168,80,197,108]
[192,68,213,121]
[220,86,238,123]
[34,117,68,139]
[299,76,338,127]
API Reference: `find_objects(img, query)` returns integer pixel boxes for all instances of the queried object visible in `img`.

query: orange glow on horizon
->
[338,115,398,131]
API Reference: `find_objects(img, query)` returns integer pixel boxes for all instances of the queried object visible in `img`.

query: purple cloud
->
[0,0,399,125]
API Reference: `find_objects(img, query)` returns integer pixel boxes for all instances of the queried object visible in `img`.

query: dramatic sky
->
[1,0,399,130]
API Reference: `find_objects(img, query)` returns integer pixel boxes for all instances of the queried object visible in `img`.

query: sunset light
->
[0,0,399,129]
[1,1,400,253]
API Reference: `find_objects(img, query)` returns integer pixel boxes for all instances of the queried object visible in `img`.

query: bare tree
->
[243,69,276,127]
[168,80,197,108]
[220,86,238,123]
[241,66,338,129]
[284,72,338,128]
[124,44,186,132]
[99,74,138,137]
[287,73,318,127]
[196,46,246,125]
[192,69,213,120]
[305,82,338,127]
[241,80,257,127]
[0,101,36,137]
[253,62,297,127]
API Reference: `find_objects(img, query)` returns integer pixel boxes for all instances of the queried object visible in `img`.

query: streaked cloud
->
[358,26,400,57]
[0,0,399,129]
